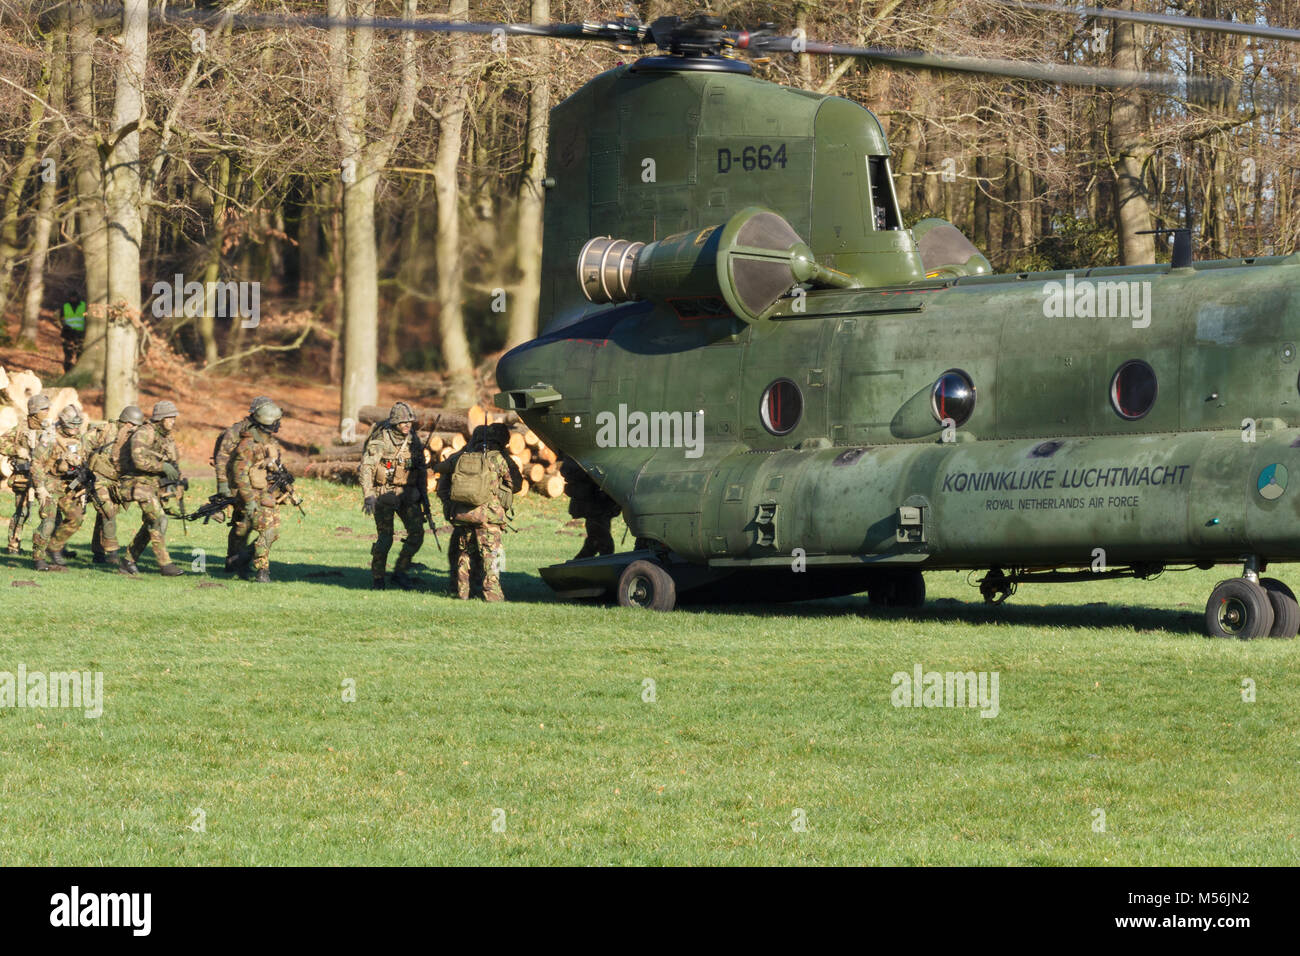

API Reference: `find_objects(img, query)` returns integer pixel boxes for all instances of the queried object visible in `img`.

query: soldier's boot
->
[118,558,139,576]
[159,563,185,577]
[102,548,120,569]
[228,547,252,575]
[92,549,109,564]
[34,555,49,572]
[49,548,68,567]
[6,537,18,555]
[254,568,271,584]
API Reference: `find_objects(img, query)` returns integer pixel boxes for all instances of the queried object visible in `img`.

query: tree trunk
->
[20,21,66,350]
[66,0,108,386]
[434,0,476,407]
[0,30,53,337]
[507,0,551,349]
[102,0,148,415]
[1110,0,1155,265]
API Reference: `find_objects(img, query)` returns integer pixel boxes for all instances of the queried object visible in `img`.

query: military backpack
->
[449,450,494,507]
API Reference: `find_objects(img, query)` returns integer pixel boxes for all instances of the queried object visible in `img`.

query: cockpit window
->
[867,157,901,231]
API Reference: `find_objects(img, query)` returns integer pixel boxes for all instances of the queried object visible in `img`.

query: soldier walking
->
[121,401,186,577]
[559,454,622,558]
[30,405,88,572]
[83,405,145,568]
[358,402,426,590]
[440,423,521,601]
[213,396,272,572]
[0,393,51,554]
[228,402,285,583]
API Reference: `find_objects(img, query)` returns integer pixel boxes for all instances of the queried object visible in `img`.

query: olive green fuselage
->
[500,257,1300,572]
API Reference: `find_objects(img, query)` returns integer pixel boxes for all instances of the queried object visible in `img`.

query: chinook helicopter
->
[158,3,1300,637]
[484,4,1300,640]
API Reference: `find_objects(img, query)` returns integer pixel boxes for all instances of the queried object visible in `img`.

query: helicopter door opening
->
[867,157,902,232]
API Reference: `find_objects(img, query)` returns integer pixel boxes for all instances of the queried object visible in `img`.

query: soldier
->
[358,401,426,590]
[30,405,88,571]
[228,402,285,584]
[121,400,186,577]
[0,393,52,554]
[213,396,272,572]
[441,423,521,601]
[83,405,145,568]
[559,454,622,559]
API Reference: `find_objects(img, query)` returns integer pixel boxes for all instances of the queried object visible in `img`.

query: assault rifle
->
[267,462,307,519]
[187,494,237,524]
[66,463,95,497]
[419,415,442,551]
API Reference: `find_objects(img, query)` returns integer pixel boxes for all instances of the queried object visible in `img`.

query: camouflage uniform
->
[122,406,184,574]
[359,407,427,589]
[0,401,52,553]
[30,410,87,569]
[214,397,269,569]
[439,425,521,601]
[83,408,142,563]
[560,454,621,558]
[229,420,283,579]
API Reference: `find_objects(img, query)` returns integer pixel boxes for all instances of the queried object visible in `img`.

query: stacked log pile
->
[305,403,567,498]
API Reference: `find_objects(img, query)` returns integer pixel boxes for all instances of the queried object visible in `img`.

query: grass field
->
[1,476,1297,865]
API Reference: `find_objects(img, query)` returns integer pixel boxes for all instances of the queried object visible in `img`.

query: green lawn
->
[1,477,1296,865]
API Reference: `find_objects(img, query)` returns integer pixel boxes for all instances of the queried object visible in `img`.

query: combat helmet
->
[249,396,272,415]
[468,424,488,448]
[27,393,50,416]
[252,401,283,431]
[56,404,83,434]
[118,405,145,426]
[389,401,416,425]
[486,423,511,447]
[151,400,179,422]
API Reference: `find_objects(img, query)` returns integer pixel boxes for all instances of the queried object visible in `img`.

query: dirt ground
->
[1,312,494,472]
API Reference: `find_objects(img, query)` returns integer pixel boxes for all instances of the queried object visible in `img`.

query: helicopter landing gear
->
[979,566,1014,605]
[869,569,926,608]
[1206,572,1273,640]
[616,559,677,611]
[1260,578,1300,638]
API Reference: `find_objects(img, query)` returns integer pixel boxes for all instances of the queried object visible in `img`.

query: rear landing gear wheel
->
[617,560,676,611]
[1260,578,1299,639]
[869,569,926,608]
[1205,578,1274,639]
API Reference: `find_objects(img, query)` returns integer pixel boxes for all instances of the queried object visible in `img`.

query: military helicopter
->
[166,3,1300,637]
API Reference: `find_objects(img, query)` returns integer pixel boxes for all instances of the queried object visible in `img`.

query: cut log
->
[507,431,526,456]
[516,478,529,497]
[0,366,9,392]
[0,404,17,435]
[357,405,472,433]
[449,433,466,452]
[509,453,528,474]
[439,446,455,461]
[523,428,540,448]
[535,443,557,465]
[542,474,566,498]
[467,404,487,432]
[527,462,545,484]
[4,370,41,411]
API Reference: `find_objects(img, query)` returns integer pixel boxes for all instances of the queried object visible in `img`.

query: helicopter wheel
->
[869,570,926,608]
[1205,578,1274,640]
[616,560,676,611]
[1260,578,1300,638]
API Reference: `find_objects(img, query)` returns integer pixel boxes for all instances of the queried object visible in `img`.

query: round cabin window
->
[760,379,803,435]
[931,369,977,427]
[1110,360,1158,420]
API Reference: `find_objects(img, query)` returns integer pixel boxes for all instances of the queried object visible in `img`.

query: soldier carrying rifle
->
[30,405,89,572]
[0,393,52,555]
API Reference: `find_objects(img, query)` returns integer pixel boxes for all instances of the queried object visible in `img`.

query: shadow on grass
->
[0,549,1207,633]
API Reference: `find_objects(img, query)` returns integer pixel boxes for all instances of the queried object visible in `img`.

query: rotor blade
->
[748,35,1235,99]
[89,5,647,44]
[997,1,1300,45]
